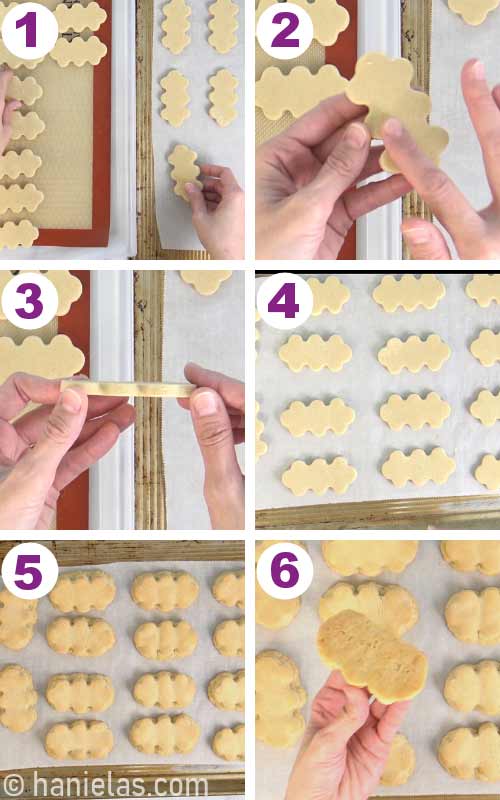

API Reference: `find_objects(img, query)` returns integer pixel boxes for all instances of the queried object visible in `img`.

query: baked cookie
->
[318,581,419,636]
[212,570,245,610]
[49,571,116,613]
[445,588,500,644]
[438,723,500,781]
[46,617,116,657]
[212,724,245,761]
[46,674,114,713]
[45,720,114,760]
[256,650,306,749]
[444,661,500,714]
[129,713,200,755]
[213,617,244,656]
[441,541,500,575]
[321,541,419,577]
[0,588,37,650]
[208,670,245,711]
[0,664,38,732]
[131,571,199,612]
[380,733,416,786]
[133,671,196,709]
[133,620,198,660]
[317,610,428,703]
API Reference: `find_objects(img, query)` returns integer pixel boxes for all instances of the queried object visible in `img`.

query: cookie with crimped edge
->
[448,0,500,25]
[281,398,355,437]
[373,274,445,312]
[317,610,428,703]
[475,454,500,490]
[381,733,416,786]
[0,664,38,732]
[321,541,419,577]
[50,36,107,67]
[209,68,238,127]
[0,183,43,214]
[160,70,190,128]
[308,275,351,315]
[256,650,306,748]
[162,0,191,54]
[438,723,500,781]
[282,458,357,497]
[131,571,199,612]
[444,661,500,714]
[208,0,238,54]
[380,392,450,431]
[45,720,113,760]
[280,333,352,373]
[54,1,107,32]
[46,674,114,713]
[133,620,197,660]
[0,335,84,383]
[445,587,500,644]
[378,334,451,374]
[256,542,303,630]
[382,448,456,488]
[8,76,43,106]
[318,581,419,636]
[0,220,39,249]
[208,669,245,710]
[47,617,116,657]
[256,65,349,121]
[49,570,116,613]
[0,270,81,319]
[471,390,500,426]
[467,274,500,306]
[256,401,268,462]
[133,671,196,709]
[470,330,500,366]
[0,588,37,650]
[256,0,349,45]
[213,617,244,657]
[0,150,42,180]
[180,270,232,295]
[129,713,200,755]
[168,144,201,202]
[212,724,244,761]
[441,541,500,575]
[212,570,245,610]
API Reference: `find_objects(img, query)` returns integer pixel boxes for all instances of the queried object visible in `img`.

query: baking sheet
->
[256,539,500,798]
[256,272,500,511]
[0,559,244,770]
[163,270,245,531]
[152,0,245,251]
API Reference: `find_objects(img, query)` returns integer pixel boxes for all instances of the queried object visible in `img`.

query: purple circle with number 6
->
[271,552,300,588]
[257,542,314,600]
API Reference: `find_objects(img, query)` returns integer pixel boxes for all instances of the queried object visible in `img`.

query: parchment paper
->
[256,272,500,511]
[152,0,245,251]
[256,539,500,798]
[0,559,244,770]
[162,270,245,531]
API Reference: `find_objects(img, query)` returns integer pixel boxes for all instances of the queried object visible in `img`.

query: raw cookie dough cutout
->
[212,570,245,609]
[378,334,451,374]
[466,274,500,306]
[256,65,348,121]
[279,333,352,373]
[381,734,416,787]
[448,0,500,25]
[441,540,500,575]
[45,720,113,760]
[208,0,239,54]
[11,111,45,141]
[50,36,107,67]
[438,723,500,781]
[470,390,500,426]
[281,398,355,437]
[213,617,244,657]
[0,41,44,69]
[8,76,43,106]
[180,270,232,295]
[380,392,451,431]
[444,661,500,714]
[0,664,37,733]
[256,650,306,749]
[308,275,350,315]
[212,724,244,761]
[0,334,84,384]
[373,274,446,312]
[470,330,500,366]
[49,570,116,613]
[321,540,419,576]
[209,69,239,127]
[0,150,42,180]
[445,587,500,643]
[282,457,357,496]
[208,669,245,710]
[54,1,108,33]
[160,70,190,128]
[0,220,39,249]
[162,0,191,54]
[256,401,268,462]
[0,589,37,650]
[134,620,198,660]
[475,454,500,490]
[46,617,116,657]
[131,571,199,612]
[318,581,419,636]
[46,674,114,714]
[133,671,196,709]
[382,448,456,488]
[129,714,200,755]
[0,183,43,214]
[168,145,202,202]
[256,0,349,45]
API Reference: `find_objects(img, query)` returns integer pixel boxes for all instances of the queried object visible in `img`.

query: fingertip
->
[464,58,485,81]
[383,117,404,138]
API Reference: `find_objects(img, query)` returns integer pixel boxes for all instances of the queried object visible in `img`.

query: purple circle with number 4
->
[257,273,314,331]
[256,542,314,600]
[256,2,314,60]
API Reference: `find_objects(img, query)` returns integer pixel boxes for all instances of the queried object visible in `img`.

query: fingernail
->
[344,122,368,149]
[59,388,82,414]
[384,118,403,137]
[472,60,485,79]
[192,390,218,417]
[403,226,429,245]
[185,182,195,193]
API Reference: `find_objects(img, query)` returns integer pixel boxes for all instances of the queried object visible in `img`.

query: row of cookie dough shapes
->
[0,270,81,319]
[0,149,42,179]
[49,570,116,613]
[160,70,190,128]
[279,333,352,373]
[209,68,238,127]
[133,671,196,709]
[46,674,114,713]
[0,335,84,383]
[255,541,304,630]
[470,329,500,366]
[131,571,199,612]
[213,724,244,761]
[256,650,306,749]
[475,454,500,490]
[382,448,456,488]
[45,720,113,760]
[8,76,43,106]
[168,144,202,202]
[54,2,107,33]
[444,661,500,714]
[213,617,244,657]
[308,275,350,315]
[471,390,500,426]
[0,40,44,69]
[0,588,37,650]
[282,457,357,497]
[448,0,500,25]
[129,713,200,755]
[380,393,451,432]
[378,334,451,375]
[162,0,191,55]
[318,581,419,637]
[317,610,428,703]
[321,540,419,577]
[50,36,108,67]
[256,65,348,121]
[346,53,449,174]
[372,274,445,312]
[208,669,245,710]
[212,569,245,610]
[381,734,416,787]
[47,617,116,657]
[134,620,198,660]
[438,723,500,782]
[256,401,268,462]
[0,664,37,733]
[180,270,232,295]
[11,111,45,141]
[0,220,39,249]
[256,0,349,45]
[467,274,500,306]
[441,540,500,575]
[208,0,238,54]
[445,587,500,644]
[281,398,355,438]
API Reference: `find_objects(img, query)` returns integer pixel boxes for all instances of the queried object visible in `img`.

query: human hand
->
[285,671,411,800]
[178,363,244,531]
[0,68,22,155]
[0,373,135,530]
[383,59,500,259]
[186,165,245,259]
[256,94,410,260]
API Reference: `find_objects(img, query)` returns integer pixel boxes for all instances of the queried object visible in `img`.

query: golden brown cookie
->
[46,617,116,657]
[441,541,500,575]
[318,581,419,636]
[212,724,245,761]
[133,671,196,709]
[49,570,116,613]
[208,670,245,711]
[445,588,500,644]
[256,650,306,749]
[213,617,244,657]
[444,661,500,714]
[129,713,200,755]
[45,720,114,760]
[380,733,416,786]
[212,570,245,610]
[0,664,38,732]
[133,620,198,660]
[131,571,199,612]
[0,588,37,650]
[321,541,419,577]
[46,674,114,713]
[438,723,500,781]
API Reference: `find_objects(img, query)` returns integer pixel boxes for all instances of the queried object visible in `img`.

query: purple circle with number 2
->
[256,2,314,60]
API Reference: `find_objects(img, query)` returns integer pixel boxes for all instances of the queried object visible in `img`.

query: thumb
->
[186,182,208,223]
[402,219,452,259]
[309,122,371,206]
[311,698,369,760]
[24,388,88,479]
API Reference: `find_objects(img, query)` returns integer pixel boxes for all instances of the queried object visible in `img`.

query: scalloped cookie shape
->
[54,1,108,33]
[470,390,500,426]
[382,448,456,488]
[134,620,198,660]
[475,454,500,490]
[471,330,500,366]
[0,40,44,69]
[0,220,39,249]
[0,270,82,319]
[0,3,18,25]
[160,70,190,128]
[448,0,500,25]
[49,570,116,613]
[445,587,500,644]
[318,581,419,636]
[0,665,38,733]
[346,53,449,173]
[133,671,196,709]
[282,457,357,496]
[439,723,500,781]
[50,36,107,67]
[308,275,350,315]
[466,274,500,307]
[212,724,245,761]
[0,149,42,179]
[8,76,43,106]
[256,650,307,749]
[281,398,355,437]
[11,111,45,141]
[0,588,37,651]
[441,541,500,575]
[444,661,500,714]
[162,0,191,53]
[131,571,199,612]
[0,183,43,214]
[321,541,419,576]
[380,392,451,431]
[45,720,114,760]
[209,69,238,127]
[373,274,445,312]
[129,714,200,756]
[46,674,114,713]
[0,335,84,384]
[256,401,268,462]
[279,333,352,373]
[378,334,451,374]
[47,617,116,657]
[180,270,232,295]
[381,734,416,787]
[208,0,238,54]
[168,145,201,202]
[256,65,349,121]
[208,669,245,710]
[256,0,349,45]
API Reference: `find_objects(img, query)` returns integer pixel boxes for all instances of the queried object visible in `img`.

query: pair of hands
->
[286,672,410,800]
[257,59,500,260]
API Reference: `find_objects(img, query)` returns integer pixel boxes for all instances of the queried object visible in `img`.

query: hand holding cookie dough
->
[0,68,22,155]
[185,165,245,260]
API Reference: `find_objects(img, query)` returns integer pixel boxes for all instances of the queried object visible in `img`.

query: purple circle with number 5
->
[1,543,59,600]
[256,542,314,600]
[256,2,314,60]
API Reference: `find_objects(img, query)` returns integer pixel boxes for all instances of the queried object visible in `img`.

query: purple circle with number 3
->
[256,2,314,60]
[1,272,59,331]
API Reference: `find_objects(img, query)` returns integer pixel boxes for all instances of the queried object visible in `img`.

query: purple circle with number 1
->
[256,2,314,60]
[256,542,314,600]
[2,3,58,61]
